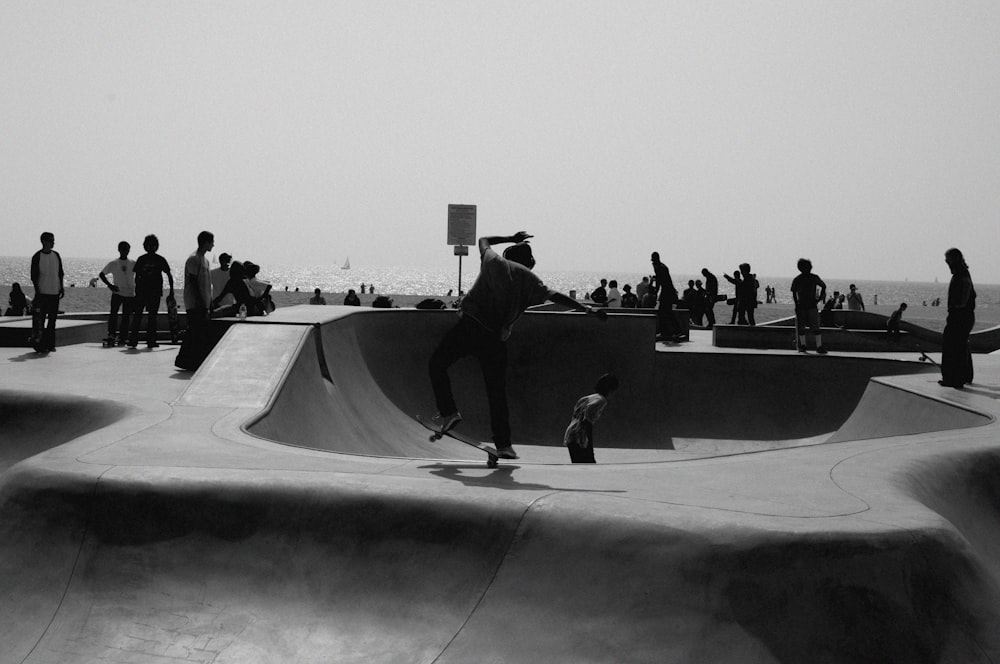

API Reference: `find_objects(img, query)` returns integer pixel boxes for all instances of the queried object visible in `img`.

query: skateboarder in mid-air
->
[428,231,606,459]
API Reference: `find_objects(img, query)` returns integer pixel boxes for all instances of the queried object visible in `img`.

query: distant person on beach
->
[790,258,827,354]
[128,234,174,349]
[309,288,327,305]
[6,282,29,316]
[360,283,366,294]
[175,231,215,371]
[98,241,136,345]
[846,284,865,311]
[428,231,606,460]
[563,373,619,464]
[651,252,682,341]
[210,253,234,308]
[343,289,361,306]
[887,302,907,342]
[29,232,64,352]
[940,248,976,388]
[701,268,718,328]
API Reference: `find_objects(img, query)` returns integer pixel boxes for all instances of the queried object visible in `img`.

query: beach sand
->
[5,284,996,334]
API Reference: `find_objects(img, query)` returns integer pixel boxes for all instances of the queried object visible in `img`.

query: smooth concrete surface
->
[2,306,1000,662]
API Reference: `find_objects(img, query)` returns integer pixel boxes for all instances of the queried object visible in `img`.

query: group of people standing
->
[22,230,273,371]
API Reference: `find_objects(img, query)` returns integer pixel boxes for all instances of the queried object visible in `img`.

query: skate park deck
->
[2,305,1000,662]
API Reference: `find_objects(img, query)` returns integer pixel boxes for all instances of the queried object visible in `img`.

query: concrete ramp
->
[246,308,953,457]
[828,379,993,443]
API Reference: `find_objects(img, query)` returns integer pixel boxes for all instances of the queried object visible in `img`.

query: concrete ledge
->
[713,323,931,352]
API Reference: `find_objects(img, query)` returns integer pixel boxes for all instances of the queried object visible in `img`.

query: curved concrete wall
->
[247,309,949,455]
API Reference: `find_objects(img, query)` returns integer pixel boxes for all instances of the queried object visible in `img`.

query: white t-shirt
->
[101,258,136,297]
[210,267,234,306]
[36,251,62,295]
[563,393,608,448]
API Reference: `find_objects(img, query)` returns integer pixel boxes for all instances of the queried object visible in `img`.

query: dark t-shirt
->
[791,272,826,311]
[134,253,171,297]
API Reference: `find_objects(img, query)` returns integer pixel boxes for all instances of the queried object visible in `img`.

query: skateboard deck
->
[916,346,941,373]
[415,415,507,468]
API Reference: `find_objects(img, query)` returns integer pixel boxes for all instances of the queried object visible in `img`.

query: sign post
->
[447,204,476,295]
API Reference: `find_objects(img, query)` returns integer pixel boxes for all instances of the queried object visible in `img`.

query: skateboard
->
[166,294,181,343]
[918,349,941,372]
[416,415,507,468]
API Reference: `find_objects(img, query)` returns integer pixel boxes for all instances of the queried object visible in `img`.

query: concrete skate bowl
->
[0,389,128,473]
[244,309,976,461]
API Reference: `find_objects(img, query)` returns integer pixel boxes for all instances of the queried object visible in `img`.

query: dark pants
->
[567,443,596,463]
[175,307,212,370]
[657,300,680,338]
[130,294,161,345]
[108,293,136,339]
[704,297,716,328]
[31,293,59,350]
[429,316,511,447]
[941,309,974,386]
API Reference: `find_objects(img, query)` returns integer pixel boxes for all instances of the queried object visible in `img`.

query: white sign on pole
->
[447,204,477,246]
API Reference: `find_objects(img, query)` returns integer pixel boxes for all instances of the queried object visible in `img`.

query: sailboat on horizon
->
[341,257,351,270]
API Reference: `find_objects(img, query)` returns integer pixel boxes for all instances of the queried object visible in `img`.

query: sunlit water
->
[1,256,997,309]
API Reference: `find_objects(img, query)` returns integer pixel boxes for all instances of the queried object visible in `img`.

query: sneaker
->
[797,345,808,353]
[495,446,519,460]
[431,411,462,434]
[147,342,160,349]
[816,347,828,354]
[126,341,138,348]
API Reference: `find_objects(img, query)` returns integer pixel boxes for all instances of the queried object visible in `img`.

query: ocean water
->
[1,256,997,310]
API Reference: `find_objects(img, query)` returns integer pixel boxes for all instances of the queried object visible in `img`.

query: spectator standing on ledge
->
[701,268,718,329]
[846,284,865,311]
[129,234,174,349]
[29,231,64,352]
[790,258,827,354]
[651,252,681,341]
[428,231,606,460]
[939,248,976,388]
[175,231,215,371]
[309,288,327,305]
[98,241,136,346]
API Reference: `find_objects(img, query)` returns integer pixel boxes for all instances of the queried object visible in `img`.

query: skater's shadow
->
[8,351,50,362]
[420,464,625,494]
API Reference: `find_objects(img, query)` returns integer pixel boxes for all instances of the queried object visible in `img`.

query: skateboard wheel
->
[487,457,498,468]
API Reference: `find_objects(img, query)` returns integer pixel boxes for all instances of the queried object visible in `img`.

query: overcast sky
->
[2,1,998,282]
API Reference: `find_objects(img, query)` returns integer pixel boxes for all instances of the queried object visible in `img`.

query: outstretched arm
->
[548,289,607,319]
[478,231,533,256]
